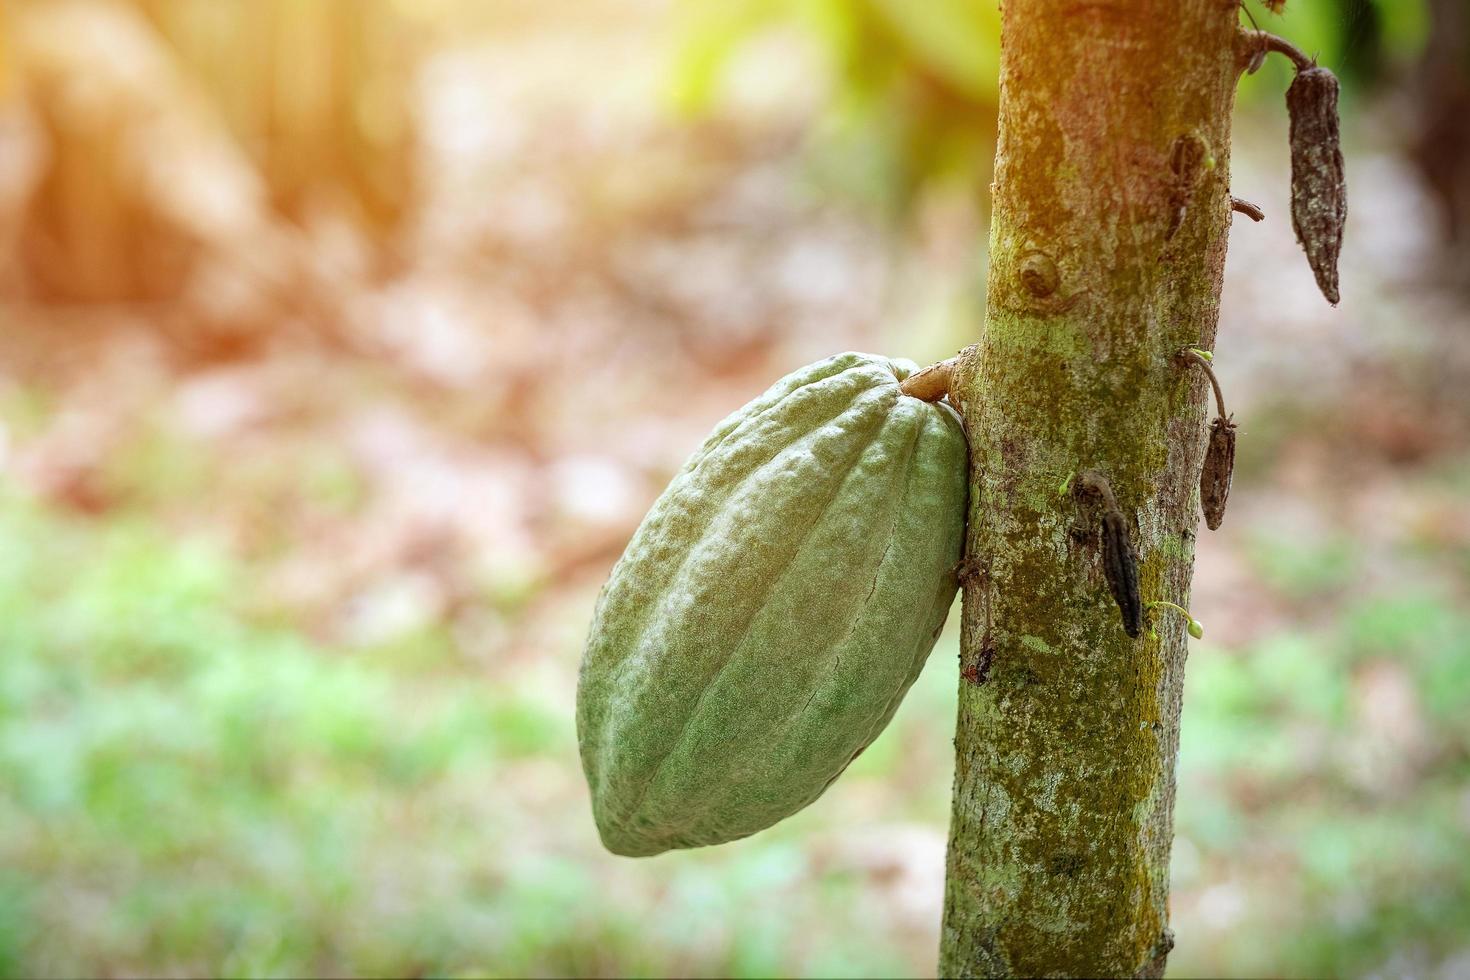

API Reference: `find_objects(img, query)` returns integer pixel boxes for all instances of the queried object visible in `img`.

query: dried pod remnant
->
[1180,347,1238,531]
[1100,507,1144,638]
[1201,416,1237,531]
[1076,471,1144,639]
[1287,65,1347,305]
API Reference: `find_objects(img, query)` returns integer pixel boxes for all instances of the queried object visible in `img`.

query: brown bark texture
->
[939,2,1243,976]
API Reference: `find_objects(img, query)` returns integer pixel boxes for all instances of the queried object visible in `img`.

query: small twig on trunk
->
[1230,195,1265,221]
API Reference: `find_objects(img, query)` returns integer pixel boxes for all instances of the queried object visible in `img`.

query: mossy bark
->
[939,2,1243,976]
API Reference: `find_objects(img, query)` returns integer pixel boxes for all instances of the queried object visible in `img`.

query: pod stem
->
[900,356,959,402]
[1244,28,1313,72]
[1180,348,1228,420]
[1075,468,1120,511]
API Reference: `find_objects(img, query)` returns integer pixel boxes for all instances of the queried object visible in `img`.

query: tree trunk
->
[1411,0,1470,286]
[940,2,1243,976]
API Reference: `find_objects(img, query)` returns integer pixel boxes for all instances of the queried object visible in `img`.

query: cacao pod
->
[577,352,967,856]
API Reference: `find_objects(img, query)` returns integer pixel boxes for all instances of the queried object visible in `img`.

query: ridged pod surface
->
[577,352,967,856]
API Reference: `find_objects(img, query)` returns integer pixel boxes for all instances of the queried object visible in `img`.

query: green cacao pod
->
[577,352,967,856]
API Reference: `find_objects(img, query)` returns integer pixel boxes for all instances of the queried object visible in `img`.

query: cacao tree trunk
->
[940,2,1243,976]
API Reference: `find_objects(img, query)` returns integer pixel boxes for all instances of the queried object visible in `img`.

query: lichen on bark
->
[939,1,1243,976]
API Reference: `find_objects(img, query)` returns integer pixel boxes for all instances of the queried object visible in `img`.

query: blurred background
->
[0,0,1467,976]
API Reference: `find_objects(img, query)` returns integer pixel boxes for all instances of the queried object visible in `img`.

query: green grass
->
[1170,575,1470,977]
[0,487,933,977]
[2,416,1468,976]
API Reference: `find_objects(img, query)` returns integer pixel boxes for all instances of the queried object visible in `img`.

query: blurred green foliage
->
[1236,0,1430,100]
[670,0,1429,216]
[1174,605,1470,976]
[670,0,1001,218]
[2,419,1468,975]
[0,479,938,977]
